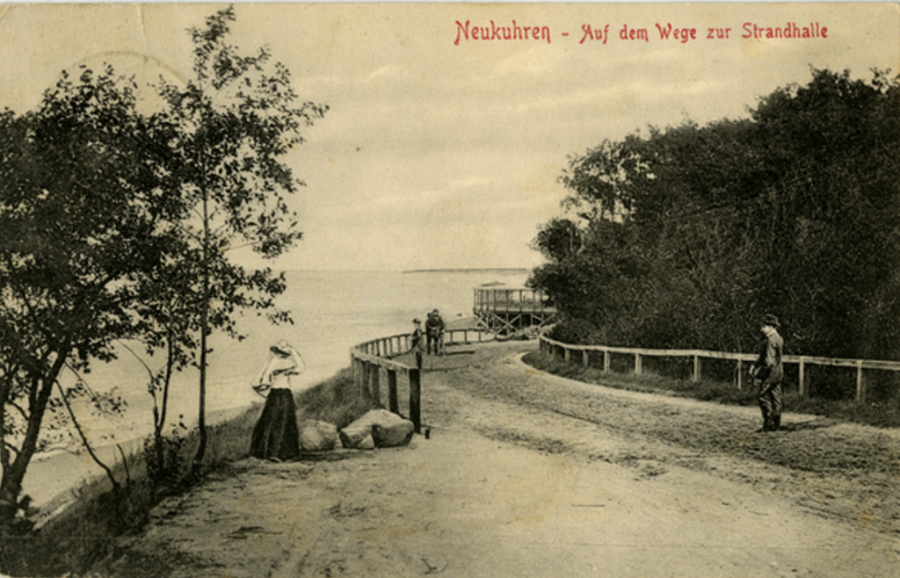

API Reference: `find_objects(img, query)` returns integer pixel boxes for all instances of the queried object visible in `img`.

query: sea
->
[49,269,532,453]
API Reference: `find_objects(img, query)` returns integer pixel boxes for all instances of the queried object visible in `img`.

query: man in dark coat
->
[750,314,784,432]
[425,309,445,355]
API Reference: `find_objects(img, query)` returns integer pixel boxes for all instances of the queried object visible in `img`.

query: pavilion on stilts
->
[472,286,557,336]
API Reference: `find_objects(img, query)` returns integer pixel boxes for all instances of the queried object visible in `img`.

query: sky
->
[0,2,897,271]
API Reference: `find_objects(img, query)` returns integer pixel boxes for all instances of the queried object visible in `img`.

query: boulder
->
[339,422,373,449]
[299,420,340,451]
[372,421,414,448]
[340,409,415,449]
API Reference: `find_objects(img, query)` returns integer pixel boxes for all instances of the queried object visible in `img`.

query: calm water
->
[61,269,530,446]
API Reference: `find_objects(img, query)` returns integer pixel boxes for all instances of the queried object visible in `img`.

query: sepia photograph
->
[0,1,898,576]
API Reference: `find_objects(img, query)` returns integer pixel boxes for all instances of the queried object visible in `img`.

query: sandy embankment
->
[24,404,256,525]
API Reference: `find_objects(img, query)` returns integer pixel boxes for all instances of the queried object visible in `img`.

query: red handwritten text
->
[619,24,649,42]
[742,22,828,39]
[655,23,697,43]
[455,20,552,45]
[707,27,733,39]
[580,24,610,44]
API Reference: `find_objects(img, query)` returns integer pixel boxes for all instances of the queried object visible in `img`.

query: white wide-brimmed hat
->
[270,340,293,356]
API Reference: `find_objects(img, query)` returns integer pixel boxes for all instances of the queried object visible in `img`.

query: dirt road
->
[96,342,899,578]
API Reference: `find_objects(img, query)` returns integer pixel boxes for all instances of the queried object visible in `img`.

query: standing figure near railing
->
[426,309,445,355]
[410,318,425,370]
[750,314,784,432]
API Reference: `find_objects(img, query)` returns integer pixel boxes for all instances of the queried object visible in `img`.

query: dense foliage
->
[530,69,900,364]
[0,67,179,533]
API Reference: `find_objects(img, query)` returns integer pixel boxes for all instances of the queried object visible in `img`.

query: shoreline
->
[26,361,346,513]
[25,402,260,525]
[402,268,529,275]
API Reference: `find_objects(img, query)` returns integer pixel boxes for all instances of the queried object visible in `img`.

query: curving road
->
[96,341,899,578]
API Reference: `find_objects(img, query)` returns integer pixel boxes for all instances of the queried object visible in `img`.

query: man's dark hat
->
[761,314,780,328]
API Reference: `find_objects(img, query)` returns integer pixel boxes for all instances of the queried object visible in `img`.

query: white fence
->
[539,335,900,402]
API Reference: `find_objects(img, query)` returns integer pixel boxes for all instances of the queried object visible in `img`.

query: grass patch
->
[524,350,900,429]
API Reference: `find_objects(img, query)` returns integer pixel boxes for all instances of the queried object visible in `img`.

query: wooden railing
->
[442,327,493,346]
[539,335,900,402]
[351,333,422,433]
[349,328,497,433]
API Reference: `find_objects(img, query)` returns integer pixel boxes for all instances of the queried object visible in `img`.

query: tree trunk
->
[193,188,210,474]
[0,351,67,529]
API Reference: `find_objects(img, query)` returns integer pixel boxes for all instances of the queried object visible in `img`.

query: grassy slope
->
[524,350,900,429]
[4,367,373,576]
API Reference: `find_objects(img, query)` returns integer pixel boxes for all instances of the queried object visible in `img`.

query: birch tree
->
[154,6,327,470]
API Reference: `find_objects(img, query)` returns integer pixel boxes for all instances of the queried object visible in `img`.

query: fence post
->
[798,358,807,397]
[856,360,864,402]
[635,353,642,375]
[693,355,701,382]
[583,350,590,369]
[409,368,421,434]
[604,350,610,372]
[352,356,361,390]
[564,347,570,363]
[736,359,743,390]
[370,364,381,407]
[360,361,370,397]
[387,369,399,414]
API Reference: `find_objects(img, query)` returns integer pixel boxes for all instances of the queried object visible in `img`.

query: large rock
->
[250,389,300,461]
[298,420,340,452]
[340,409,415,449]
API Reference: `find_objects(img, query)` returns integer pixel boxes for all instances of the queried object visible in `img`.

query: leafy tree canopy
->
[0,66,182,533]
[531,68,900,363]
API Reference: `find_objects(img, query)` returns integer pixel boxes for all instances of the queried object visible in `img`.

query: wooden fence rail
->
[350,333,421,433]
[349,328,496,433]
[539,335,900,402]
[443,328,491,346]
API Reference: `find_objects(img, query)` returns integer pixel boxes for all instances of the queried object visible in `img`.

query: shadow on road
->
[780,417,839,432]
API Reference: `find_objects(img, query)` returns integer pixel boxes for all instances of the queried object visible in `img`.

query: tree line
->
[0,6,326,539]
[529,68,899,376]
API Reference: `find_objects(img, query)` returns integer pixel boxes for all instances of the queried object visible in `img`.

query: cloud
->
[492,44,572,77]
[364,63,404,84]
[448,176,494,190]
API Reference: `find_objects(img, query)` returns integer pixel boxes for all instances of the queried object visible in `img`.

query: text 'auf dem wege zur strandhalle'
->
[454,20,829,45]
